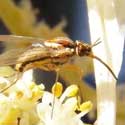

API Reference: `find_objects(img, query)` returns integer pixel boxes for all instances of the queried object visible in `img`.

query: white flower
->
[0,94,21,125]
[0,73,92,125]
[37,84,92,125]
[0,77,44,125]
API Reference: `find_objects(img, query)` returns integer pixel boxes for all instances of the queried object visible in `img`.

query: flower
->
[0,77,44,125]
[0,72,92,125]
[37,84,93,125]
[0,94,21,125]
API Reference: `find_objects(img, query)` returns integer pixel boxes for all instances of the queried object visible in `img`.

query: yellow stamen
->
[67,85,79,97]
[79,101,93,112]
[16,91,23,98]
[52,82,63,97]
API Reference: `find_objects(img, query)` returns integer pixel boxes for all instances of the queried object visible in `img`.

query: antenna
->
[89,54,118,81]
[91,38,101,47]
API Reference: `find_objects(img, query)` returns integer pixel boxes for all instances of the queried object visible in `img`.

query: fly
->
[0,35,118,92]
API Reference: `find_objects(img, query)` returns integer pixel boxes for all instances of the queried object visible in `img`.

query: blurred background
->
[0,0,124,124]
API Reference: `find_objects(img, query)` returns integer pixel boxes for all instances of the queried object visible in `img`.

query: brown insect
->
[0,35,117,92]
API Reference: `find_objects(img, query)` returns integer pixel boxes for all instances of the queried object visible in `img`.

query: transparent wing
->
[0,35,74,50]
[0,35,74,66]
[0,35,47,66]
[0,35,45,43]
[0,44,51,66]
[0,35,45,52]
[0,48,28,66]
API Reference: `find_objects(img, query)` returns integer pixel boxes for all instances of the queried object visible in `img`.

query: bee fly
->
[0,35,117,92]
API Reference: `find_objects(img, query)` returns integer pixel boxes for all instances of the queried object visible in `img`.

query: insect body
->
[15,39,93,73]
[0,35,117,80]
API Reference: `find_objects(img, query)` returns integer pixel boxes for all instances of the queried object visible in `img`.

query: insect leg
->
[51,69,59,119]
[0,72,22,93]
[17,117,21,125]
